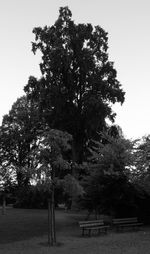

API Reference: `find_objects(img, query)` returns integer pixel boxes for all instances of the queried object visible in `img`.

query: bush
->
[14,185,49,208]
[13,182,66,209]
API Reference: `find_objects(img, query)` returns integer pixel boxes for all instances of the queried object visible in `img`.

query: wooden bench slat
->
[113,218,137,223]
[86,226,109,230]
[79,223,104,227]
[117,223,143,227]
[79,220,104,224]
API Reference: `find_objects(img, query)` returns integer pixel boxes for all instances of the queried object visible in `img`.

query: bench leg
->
[88,229,91,237]
[104,228,107,234]
[98,228,107,235]
[82,228,84,236]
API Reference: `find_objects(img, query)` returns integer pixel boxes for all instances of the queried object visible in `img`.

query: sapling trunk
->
[2,193,6,215]
[48,169,56,246]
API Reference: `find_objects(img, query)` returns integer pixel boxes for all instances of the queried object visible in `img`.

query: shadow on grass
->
[39,241,64,247]
[0,208,84,244]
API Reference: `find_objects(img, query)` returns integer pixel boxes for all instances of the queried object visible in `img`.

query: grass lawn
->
[0,207,150,254]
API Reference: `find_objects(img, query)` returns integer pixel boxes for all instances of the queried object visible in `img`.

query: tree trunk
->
[48,171,56,246]
[2,193,6,215]
[72,138,84,165]
[51,183,56,244]
[70,139,83,210]
[48,199,52,245]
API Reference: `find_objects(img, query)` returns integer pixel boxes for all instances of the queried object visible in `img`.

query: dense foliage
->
[24,6,125,163]
[1,7,150,222]
[0,96,40,187]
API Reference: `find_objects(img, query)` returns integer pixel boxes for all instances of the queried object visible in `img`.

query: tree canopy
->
[24,6,125,163]
[80,132,136,216]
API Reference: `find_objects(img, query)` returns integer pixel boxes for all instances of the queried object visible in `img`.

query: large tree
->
[24,6,125,164]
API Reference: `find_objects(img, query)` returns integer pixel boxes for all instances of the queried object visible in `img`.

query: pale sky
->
[1,0,150,140]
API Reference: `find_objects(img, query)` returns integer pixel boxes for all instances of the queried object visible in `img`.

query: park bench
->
[79,219,109,236]
[112,217,143,232]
